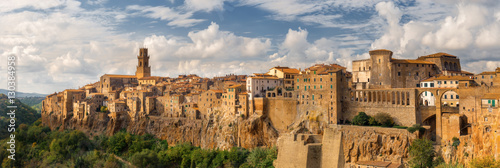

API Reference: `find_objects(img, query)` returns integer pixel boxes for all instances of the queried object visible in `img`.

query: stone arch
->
[444,62,449,70]
[439,90,460,107]
[422,114,436,141]
[418,91,435,106]
[453,63,458,71]
[439,90,459,107]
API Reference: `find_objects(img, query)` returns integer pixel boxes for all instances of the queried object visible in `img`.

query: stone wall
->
[345,89,417,126]
[266,97,298,132]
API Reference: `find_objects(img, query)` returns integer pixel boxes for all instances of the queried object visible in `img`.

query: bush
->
[407,124,425,134]
[409,139,435,168]
[469,156,500,168]
[352,112,370,126]
[374,113,394,127]
[130,149,159,167]
[451,137,460,148]
[368,117,378,126]
[100,106,108,112]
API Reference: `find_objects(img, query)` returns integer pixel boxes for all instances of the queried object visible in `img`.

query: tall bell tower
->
[135,48,151,78]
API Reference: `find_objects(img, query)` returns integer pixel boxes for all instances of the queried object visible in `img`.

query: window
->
[330,85,333,89]
[416,84,420,87]
[398,72,401,76]
[450,95,453,99]
[297,79,299,83]
[379,59,381,63]
[314,78,316,82]
[444,81,447,84]
[437,81,441,84]
[424,83,428,87]
[408,72,411,76]
[456,95,459,99]
[416,72,419,76]
[330,78,333,82]
[417,64,419,67]
[465,83,468,87]
[455,81,458,84]
[368,78,370,82]
[398,64,400,67]
[314,85,316,89]
[444,95,447,99]
[297,86,299,89]
[320,78,322,82]
[312,95,315,100]
[485,117,488,122]
[482,75,484,79]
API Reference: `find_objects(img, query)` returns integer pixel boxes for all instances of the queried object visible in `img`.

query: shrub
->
[352,112,370,126]
[409,139,435,168]
[452,137,460,148]
[130,149,159,167]
[374,113,394,127]
[368,117,378,126]
[469,156,500,168]
[407,124,425,134]
[100,106,108,113]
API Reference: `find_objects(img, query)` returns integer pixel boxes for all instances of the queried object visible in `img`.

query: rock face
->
[42,110,279,150]
[340,126,416,164]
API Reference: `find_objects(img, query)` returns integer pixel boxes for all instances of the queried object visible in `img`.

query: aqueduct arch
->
[417,88,457,143]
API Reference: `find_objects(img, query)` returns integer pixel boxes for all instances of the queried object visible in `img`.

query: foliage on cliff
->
[0,119,277,167]
[0,94,41,139]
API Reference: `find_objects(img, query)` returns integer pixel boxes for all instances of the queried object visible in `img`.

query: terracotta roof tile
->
[391,59,435,64]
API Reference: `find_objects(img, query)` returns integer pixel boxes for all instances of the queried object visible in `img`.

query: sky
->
[1,0,500,94]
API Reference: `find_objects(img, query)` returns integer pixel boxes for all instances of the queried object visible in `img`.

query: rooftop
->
[482,93,500,99]
[103,74,137,78]
[392,59,435,64]
[478,71,496,75]
[418,52,457,58]
[422,75,473,82]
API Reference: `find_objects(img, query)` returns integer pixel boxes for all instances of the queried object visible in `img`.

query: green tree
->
[130,149,159,168]
[374,112,394,127]
[228,147,249,168]
[409,139,435,168]
[352,112,370,126]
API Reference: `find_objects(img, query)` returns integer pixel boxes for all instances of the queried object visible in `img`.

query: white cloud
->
[368,1,500,72]
[175,22,271,58]
[0,0,66,13]
[184,0,228,12]
[126,5,205,27]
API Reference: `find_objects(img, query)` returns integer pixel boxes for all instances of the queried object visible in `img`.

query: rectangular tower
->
[136,48,151,78]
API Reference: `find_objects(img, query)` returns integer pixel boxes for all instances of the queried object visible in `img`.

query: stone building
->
[221,84,246,115]
[416,52,462,75]
[266,66,300,89]
[352,49,439,89]
[135,48,151,78]
[475,71,497,87]
[198,89,223,115]
[246,74,283,100]
[296,65,348,125]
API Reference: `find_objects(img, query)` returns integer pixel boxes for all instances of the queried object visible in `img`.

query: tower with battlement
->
[136,48,151,78]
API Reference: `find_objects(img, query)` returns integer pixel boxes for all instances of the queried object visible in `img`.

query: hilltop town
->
[42,48,500,167]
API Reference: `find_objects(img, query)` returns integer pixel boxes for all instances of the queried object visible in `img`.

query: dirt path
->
[112,154,136,168]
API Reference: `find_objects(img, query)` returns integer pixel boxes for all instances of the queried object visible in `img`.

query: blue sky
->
[1,0,500,94]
